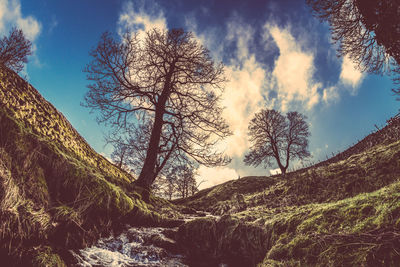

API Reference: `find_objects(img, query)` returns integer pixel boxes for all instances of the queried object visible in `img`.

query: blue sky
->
[1,0,398,188]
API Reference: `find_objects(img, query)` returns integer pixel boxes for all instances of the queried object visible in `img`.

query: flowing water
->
[71,212,221,267]
[72,226,187,267]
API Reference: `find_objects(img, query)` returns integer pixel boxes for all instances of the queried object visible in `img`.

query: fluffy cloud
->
[217,19,270,157]
[118,1,167,38]
[226,17,255,61]
[322,86,340,104]
[0,0,40,41]
[339,56,364,94]
[196,166,238,190]
[264,24,322,111]
[221,56,267,157]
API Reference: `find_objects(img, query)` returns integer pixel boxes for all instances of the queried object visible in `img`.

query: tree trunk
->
[279,166,287,175]
[135,107,164,189]
[135,66,174,190]
[274,153,287,176]
[118,148,125,168]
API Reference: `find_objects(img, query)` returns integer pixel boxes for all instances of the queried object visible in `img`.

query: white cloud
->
[264,23,322,111]
[270,168,281,175]
[226,17,254,61]
[196,166,238,190]
[48,15,58,34]
[184,17,224,61]
[339,56,364,93]
[210,18,272,158]
[221,56,268,157]
[0,0,41,41]
[118,1,167,40]
[322,86,339,104]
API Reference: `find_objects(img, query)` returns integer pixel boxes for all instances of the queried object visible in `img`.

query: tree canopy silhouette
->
[244,109,310,175]
[307,0,400,96]
[83,28,231,190]
[0,27,32,73]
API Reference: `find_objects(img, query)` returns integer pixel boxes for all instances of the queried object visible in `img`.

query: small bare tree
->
[84,28,231,191]
[0,27,32,73]
[166,164,198,199]
[244,109,310,175]
[110,142,129,170]
[307,0,400,95]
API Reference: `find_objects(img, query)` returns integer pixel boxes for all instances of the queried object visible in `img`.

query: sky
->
[1,0,398,189]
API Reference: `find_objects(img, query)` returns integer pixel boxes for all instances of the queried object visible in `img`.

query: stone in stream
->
[180,207,198,214]
[161,228,178,240]
[146,233,180,254]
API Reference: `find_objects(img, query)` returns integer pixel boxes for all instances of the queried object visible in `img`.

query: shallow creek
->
[71,213,218,267]
[72,226,187,267]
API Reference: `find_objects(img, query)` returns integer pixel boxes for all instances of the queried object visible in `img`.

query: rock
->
[147,234,180,254]
[161,228,178,240]
[177,217,219,266]
[196,211,207,217]
[160,218,185,228]
[176,215,269,267]
[232,193,247,211]
[181,207,197,214]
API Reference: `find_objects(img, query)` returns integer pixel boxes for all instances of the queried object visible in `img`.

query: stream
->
[71,213,220,267]
[71,225,187,267]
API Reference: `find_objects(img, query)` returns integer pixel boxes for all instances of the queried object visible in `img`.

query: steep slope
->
[0,67,131,185]
[0,68,166,266]
[175,117,400,266]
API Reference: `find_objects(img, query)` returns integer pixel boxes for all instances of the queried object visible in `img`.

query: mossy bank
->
[0,67,172,266]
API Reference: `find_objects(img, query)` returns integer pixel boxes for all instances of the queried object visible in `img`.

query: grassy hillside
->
[1,65,399,266]
[0,68,168,266]
[176,117,400,266]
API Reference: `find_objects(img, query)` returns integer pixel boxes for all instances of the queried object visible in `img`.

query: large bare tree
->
[244,109,310,175]
[84,28,231,190]
[307,0,400,95]
[0,27,32,73]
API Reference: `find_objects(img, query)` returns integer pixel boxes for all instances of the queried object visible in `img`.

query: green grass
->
[0,69,171,265]
[251,179,400,266]
[31,246,66,267]
[173,176,278,210]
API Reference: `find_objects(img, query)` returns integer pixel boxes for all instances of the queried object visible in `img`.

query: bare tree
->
[0,27,32,73]
[307,0,400,94]
[83,28,231,191]
[152,176,176,200]
[111,142,128,169]
[244,109,310,175]
[166,164,198,199]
